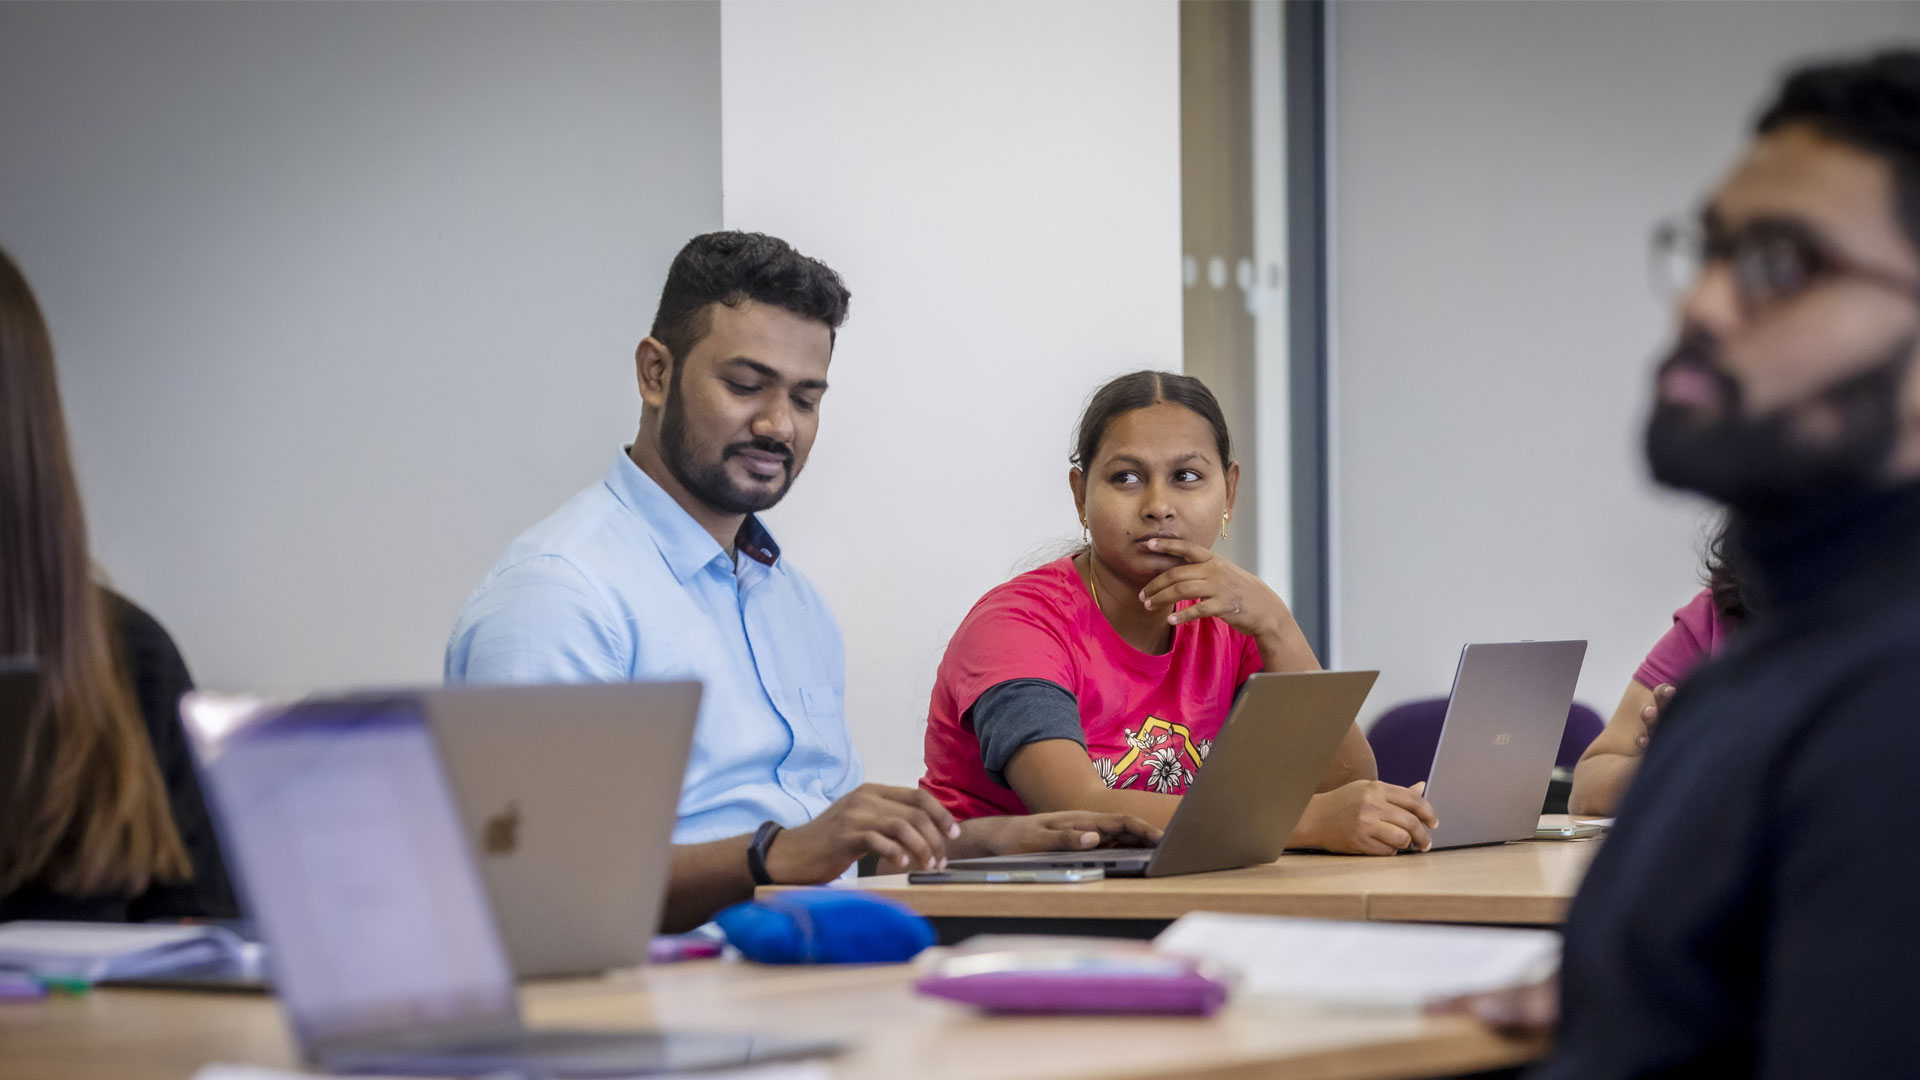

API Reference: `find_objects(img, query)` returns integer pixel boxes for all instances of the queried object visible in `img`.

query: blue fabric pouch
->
[714,889,936,964]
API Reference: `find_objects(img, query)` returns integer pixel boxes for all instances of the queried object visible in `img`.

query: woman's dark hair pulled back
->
[1703,515,1756,627]
[1071,370,1233,472]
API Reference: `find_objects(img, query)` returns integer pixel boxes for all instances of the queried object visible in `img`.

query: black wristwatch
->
[746,820,784,886]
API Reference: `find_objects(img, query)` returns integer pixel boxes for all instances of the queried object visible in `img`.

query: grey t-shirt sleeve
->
[969,677,1085,787]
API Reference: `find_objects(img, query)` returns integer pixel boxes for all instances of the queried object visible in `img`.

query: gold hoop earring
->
[1077,521,1099,607]
[1221,512,1231,539]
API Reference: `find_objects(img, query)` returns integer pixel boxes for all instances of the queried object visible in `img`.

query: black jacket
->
[0,592,238,922]
[1542,484,1920,1078]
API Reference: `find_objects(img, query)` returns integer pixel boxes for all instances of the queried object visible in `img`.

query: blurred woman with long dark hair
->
[0,246,234,920]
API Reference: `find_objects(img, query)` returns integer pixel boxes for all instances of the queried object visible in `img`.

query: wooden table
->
[0,957,1547,1080]
[790,819,1600,936]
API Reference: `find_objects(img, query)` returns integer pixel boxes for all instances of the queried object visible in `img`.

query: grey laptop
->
[424,682,700,978]
[1422,640,1588,850]
[182,690,836,1077]
[946,670,1379,878]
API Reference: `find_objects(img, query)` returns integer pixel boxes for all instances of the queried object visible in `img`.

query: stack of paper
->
[0,921,245,982]
[1156,912,1559,1008]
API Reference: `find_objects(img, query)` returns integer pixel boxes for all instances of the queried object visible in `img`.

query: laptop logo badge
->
[483,801,520,856]
[1492,733,1512,746]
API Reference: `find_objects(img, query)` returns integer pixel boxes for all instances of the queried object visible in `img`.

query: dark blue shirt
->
[1542,485,1920,1078]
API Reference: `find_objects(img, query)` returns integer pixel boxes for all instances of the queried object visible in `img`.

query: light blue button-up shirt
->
[445,449,862,844]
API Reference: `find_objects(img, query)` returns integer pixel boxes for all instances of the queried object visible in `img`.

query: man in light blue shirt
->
[448,232,1155,929]
[447,449,859,845]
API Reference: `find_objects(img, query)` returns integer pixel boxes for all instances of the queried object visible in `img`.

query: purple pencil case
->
[914,950,1231,1016]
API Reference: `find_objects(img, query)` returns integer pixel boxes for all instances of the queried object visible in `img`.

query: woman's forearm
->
[1568,753,1641,817]
[1021,783,1182,830]
[1256,622,1323,674]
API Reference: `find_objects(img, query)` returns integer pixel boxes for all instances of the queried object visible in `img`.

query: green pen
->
[38,976,91,996]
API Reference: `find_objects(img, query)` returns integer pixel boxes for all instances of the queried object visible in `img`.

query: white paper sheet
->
[0,921,241,980]
[1156,912,1560,1008]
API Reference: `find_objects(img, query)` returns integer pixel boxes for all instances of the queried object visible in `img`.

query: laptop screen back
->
[188,695,518,1050]
[1424,640,1587,848]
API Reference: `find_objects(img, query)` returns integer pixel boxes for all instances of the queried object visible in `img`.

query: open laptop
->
[182,690,837,1077]
[945,669,1379,878]
[422,682,699,978]
[1421,640,1587,850]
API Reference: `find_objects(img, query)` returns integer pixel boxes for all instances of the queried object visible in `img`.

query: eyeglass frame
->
[1649,212,1920,322]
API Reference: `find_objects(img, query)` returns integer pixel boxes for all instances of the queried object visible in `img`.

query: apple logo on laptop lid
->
[483,801,520,856]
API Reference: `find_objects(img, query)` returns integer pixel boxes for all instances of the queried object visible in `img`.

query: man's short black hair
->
[1758,49,1920,253]
[648,231,851,364]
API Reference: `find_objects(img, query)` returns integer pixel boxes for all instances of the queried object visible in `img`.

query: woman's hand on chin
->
[1136,537,1290,636]
[1134,537,1318,667]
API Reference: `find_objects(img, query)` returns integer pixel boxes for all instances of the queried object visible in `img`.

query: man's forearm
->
[661,835,757,933]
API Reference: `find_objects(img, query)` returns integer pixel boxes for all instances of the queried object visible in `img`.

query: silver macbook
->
[423,682,699,977]
[1422,641,1587,850]
[182,689,836,1077]
[946,670,1379,877]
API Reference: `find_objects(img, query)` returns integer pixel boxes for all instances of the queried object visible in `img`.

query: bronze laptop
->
[946,669,1379,878]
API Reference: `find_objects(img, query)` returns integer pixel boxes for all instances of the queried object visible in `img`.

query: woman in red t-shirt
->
[918,371,1438,855]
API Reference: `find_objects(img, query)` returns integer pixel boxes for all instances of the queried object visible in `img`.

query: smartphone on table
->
[907,867,1105,884]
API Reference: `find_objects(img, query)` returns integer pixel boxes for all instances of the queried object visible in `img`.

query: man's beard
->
[657,370,797,516]
[1644,329,1916,517]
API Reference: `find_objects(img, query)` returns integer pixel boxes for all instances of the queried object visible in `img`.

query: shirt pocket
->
[800,684,838,720]
[790,682,849,758]
[785,682,853,786]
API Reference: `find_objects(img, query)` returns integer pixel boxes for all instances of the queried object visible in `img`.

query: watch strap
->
[747,820,783,887]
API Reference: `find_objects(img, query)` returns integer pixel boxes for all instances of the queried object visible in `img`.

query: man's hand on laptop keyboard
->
[765,784,960,880]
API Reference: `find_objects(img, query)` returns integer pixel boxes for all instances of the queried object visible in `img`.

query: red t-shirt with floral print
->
[919,557,1265,820]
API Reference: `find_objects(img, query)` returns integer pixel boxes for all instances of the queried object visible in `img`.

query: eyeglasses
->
[1650,216,1920,321]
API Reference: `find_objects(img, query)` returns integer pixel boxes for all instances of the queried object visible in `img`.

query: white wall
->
[1329,1,1920,722]
[721,0,1184,786]
[0,2,721,693]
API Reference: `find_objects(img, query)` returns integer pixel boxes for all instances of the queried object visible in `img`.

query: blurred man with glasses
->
[1450,51,1920,1077]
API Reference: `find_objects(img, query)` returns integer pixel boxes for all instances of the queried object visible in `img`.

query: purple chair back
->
[1366,697,1606,788]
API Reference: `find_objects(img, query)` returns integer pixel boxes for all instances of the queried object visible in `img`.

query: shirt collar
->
[603,448,784,583]
[736,514,783,568]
